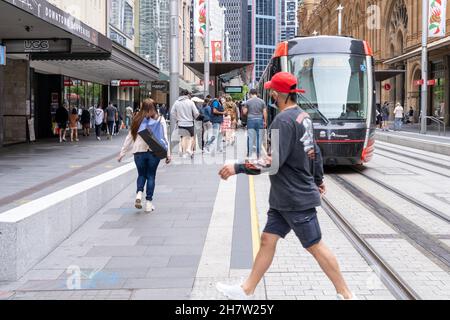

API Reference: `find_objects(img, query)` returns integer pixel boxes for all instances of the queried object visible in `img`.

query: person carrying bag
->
[118,99,171,213]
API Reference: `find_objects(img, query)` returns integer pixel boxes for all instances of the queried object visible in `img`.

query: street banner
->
[211,41,223,62]
[429,0,447,37]
[194,0,206,37]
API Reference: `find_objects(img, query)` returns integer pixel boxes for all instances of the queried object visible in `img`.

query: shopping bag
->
[138,117,168,159]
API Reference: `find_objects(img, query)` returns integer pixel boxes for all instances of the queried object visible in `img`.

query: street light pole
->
[169,0,179,110]
[337,4,344,36]
[420,0,428,134]
[204,0,210,98]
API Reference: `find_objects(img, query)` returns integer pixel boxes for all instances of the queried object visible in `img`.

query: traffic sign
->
[384,83,391,91]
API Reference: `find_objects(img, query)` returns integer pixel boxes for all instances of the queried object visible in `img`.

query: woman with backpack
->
[118,99,171,213]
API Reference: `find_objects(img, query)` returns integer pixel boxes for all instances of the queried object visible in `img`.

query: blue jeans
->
[247,118,264,158]
[394,117,403,131]
[134,152,161,201]
[208,122,223,152]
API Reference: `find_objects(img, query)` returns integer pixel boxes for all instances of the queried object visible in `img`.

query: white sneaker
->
[216,282,254,300]
[135,192,143,209]
[145,201,155,213]
[337,292,358,300]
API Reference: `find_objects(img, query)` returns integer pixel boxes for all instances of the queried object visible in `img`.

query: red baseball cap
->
[264,72,305,94]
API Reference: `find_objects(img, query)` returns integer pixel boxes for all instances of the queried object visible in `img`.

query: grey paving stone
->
[168,255,202,267]
[105,256,170,269]
[136,237,166,246]
[131,288,191,300]
[123,277,194,289]
[144,245,202,256]
[85,246,148,257]
[146,267,198,278]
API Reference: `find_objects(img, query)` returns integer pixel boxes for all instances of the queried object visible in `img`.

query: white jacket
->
[170,96,200,127]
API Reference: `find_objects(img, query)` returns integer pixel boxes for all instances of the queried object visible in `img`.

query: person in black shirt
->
[216,72,355,300]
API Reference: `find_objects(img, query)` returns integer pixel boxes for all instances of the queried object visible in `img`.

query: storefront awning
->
[383,36,450,65]
[184,62,254,78]
[30,42,159,84]
[375,70,406,82]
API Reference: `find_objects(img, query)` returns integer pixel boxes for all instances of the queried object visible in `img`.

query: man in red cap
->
[216,72,355,300]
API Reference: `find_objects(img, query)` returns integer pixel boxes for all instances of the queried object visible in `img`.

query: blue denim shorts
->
[263,208,322,248]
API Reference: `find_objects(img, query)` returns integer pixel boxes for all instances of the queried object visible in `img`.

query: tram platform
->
[376,127,450,156]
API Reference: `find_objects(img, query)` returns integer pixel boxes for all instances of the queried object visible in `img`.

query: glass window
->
[289,54,370,121]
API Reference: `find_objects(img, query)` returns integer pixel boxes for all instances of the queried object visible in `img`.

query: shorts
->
[58,123,67,130]
[178,126,195,137]
[263,207,322,249]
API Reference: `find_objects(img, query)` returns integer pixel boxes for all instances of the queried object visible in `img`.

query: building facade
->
[108,0,136,51]
[219,0,248,61]
[280,0,300,41]
[298,0,450,125]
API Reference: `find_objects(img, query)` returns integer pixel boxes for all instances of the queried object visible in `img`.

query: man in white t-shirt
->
[394,102,404,131]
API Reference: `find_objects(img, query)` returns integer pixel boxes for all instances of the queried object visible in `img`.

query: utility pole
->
[337,4,344,36]
[420,0,428,134]
[169,0,179,110]
[204,0,210,98]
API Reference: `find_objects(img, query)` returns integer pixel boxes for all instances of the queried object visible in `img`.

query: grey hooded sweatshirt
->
[170,96,200,127]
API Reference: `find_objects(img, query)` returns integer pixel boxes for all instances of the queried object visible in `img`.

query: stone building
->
[298,0,450,125]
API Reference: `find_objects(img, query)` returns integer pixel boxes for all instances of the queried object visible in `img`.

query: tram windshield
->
[288,54,370,121]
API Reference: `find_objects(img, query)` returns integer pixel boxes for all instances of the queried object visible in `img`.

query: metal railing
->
[423,116,446,136]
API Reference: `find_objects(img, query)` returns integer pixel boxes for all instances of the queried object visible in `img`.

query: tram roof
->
[278,36,372,57]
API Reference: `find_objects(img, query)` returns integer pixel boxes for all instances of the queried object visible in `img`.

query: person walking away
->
[94,105,104,141]
[115,108,122,136]
[55,104,69,143]
[221,111,232,146]
[118,99,171,213]
[242,89,268,159]
[200,97,214,151]
[81,108,91,137]
[381,102,390,131]
[376,104,383,129]
[69,108,80,142]
[224,95,238,145]
[170,90,199,159]
[408,107,414,124]
[126,105,134,129]
[216,72,356,300]
[206,96,226,154]
[394,102,404,131]
[106,103,118,139]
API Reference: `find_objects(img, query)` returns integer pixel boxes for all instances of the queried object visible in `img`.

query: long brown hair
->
[131,98,157,141]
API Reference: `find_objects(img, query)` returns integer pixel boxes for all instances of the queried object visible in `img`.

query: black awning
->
[375,70,406,82]
[184,61,254,78]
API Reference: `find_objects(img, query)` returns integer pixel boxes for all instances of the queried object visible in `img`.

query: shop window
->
[431,61,445,120]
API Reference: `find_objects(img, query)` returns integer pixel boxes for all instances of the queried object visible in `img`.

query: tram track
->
[321,197,420,300]
[374,151,450,179]
[326,174,450,270]
[351,167,450,224]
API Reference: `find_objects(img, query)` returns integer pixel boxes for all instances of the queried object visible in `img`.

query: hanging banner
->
[211,41,223,62]
[194,0,207,37]
[429,0,447,37]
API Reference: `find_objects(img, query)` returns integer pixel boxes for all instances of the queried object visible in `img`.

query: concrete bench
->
[0,162,136,281]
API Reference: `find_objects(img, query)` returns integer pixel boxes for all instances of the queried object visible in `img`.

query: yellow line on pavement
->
[249,176,261,261]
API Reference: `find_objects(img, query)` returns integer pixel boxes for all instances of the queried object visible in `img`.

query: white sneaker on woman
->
[135,192,143,209]
[337,292,358,300]
[216,282,254,300]
[145,201,155,213]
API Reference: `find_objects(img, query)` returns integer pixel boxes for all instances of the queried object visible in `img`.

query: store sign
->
[429,0,447,37]
[3,39,71,53]
[151,81,169,92]
[64,79,73,87]
[225,86,243,94]
[111,80,140,87]
[384,83,392,91]
[3,0,108,49]
[414,79,424,86]
[428,79,437,86]
[0,45,5,66]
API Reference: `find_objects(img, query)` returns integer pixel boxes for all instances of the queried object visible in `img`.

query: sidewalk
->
[0,132,127,213]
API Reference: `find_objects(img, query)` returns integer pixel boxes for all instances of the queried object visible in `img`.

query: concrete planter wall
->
[0,163,136,281]
[375,133,450,156]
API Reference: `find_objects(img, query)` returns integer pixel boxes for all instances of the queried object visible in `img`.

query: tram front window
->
[288,54,370,121]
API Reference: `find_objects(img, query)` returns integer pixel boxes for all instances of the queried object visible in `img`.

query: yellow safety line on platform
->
[249,176,261,261]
